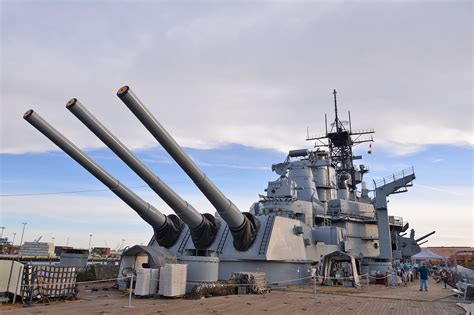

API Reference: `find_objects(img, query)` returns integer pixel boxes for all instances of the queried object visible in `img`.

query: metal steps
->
[258,215,276,255]
[216,224,230,253]
[177,229,191,254]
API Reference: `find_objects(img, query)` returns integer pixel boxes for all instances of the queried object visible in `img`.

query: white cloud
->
[0,1,472,155]
[388,185,473,247]
[415,184,466,197]
[375,124,473,156]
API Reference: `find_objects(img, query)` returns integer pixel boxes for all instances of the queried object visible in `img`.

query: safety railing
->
[373,166,415,188]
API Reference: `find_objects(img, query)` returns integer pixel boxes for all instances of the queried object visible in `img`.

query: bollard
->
[124,274,135,309]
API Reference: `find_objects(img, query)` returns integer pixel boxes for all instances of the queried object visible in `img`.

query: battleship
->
[22,87,434,287]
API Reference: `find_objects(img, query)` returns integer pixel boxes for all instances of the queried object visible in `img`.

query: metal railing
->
[373,166,415,188]
[328,207,376,221]
[351,128,375,135]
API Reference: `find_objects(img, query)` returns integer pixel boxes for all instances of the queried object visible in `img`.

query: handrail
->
[373,167,415,188]
[351,128,375,134]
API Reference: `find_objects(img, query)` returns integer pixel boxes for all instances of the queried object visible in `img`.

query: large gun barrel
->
[66,99,218,249]
[415,230,436,243]
[23,109,182,248]
[117,86,259,251]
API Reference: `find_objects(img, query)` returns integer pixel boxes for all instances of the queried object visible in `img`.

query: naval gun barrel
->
[415,230,435,243]
[23,109,182,248]
[117,86,260,251]
[66,99,218,249]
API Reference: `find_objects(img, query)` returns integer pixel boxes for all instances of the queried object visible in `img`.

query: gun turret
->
[66,99,218,249]
[23,109,182,247]
[117,86,260,251]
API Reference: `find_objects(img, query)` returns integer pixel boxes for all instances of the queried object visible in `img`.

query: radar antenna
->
[306,90,375,188]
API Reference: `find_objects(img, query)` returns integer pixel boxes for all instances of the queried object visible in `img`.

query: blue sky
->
[1,0,472,248]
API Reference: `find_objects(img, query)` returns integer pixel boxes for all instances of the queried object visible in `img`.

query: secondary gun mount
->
[66,99,219,249]
[117,86,260,251]
[23,109,183,248]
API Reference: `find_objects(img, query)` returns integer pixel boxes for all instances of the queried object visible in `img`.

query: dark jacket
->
[419,266,429,280]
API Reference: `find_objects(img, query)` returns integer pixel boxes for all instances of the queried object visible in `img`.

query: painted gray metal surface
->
[23,110,167,230]
[373,169,416,260]
[219,260,312,285]
[178,255,219,287]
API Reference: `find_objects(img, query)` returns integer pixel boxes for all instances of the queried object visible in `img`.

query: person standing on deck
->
[419,263,429,291]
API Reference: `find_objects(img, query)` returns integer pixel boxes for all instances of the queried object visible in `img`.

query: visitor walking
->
[401,267,408,286]
[402,261,410,286]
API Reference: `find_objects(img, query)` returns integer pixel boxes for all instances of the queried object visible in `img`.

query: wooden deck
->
[1,278,469,314]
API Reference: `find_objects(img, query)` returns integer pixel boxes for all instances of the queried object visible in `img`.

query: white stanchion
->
[124,274,134,309]
[313,276,317,300]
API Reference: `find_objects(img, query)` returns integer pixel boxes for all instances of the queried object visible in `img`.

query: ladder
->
[177,229,191,254]
[258,215,276,255]
[216,224,230,253]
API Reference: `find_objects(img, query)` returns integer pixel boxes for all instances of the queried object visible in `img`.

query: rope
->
[23,272,398,290]
[23,273,368,289]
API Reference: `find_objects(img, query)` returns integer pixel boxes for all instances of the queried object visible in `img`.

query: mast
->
[333,89,339,131]
[306,90,375,189]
